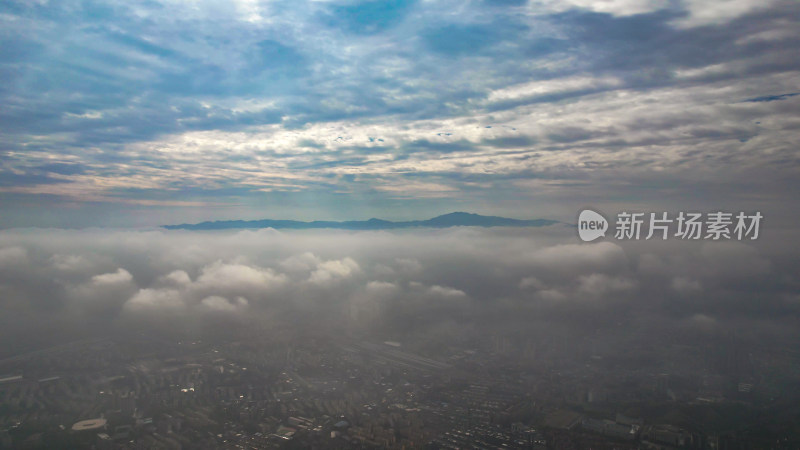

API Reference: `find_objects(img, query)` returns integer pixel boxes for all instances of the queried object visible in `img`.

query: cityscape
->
[1,314,799,448]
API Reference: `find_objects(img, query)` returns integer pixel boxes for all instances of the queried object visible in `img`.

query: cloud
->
[118,259,286,319]
[281,252,323,273]
[159,269,192,287]
[0,0,797,228]
[532,0,670,17]
[200,295,249,313]
[0,217,795,354]
[576,273,637,298]
[50,254,94,273]
[66,268,137,317]
[699,241,771,279]
[519,276,546,290]
[674,0,779,28]
[195,261,287,293]
[671,276,702,295]
[531,0,776,28]
[525,242,629,275]
[394,257,423,274]
[0,246,28,267]
[308,257,361,284]
[426,284,468,299]
[91,268,134,286]
[523,272,636,306]
[125,288,186,314]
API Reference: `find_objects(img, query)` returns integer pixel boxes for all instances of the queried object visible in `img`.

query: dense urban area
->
[1,324,798,449]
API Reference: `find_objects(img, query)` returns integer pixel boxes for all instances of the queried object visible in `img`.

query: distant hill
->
[163,212,560,231]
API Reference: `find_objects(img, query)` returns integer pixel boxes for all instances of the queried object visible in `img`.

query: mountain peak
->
[434,211,477,218]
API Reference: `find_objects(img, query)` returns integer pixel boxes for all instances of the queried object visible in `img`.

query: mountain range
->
[163,212,560,231]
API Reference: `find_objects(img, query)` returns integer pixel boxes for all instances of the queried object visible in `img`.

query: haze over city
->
[0,0,799,448]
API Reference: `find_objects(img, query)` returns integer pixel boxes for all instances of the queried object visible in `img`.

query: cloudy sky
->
[1,0,799,227]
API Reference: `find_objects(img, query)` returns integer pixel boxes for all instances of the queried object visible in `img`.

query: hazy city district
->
[1,322,798,449]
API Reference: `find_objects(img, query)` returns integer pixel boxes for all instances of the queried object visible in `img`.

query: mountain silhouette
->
[163,212,559,230]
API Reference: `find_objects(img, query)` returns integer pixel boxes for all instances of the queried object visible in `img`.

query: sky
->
[1,0,799,227]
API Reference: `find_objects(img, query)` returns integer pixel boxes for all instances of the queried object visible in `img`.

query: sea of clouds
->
[0,225,797,356]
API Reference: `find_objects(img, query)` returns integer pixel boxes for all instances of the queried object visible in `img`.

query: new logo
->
[578,209,608,242]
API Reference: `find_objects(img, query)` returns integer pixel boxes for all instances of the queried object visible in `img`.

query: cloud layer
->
[0,226,797,356]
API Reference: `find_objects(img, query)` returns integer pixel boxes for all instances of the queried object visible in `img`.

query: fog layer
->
[0,226,797,358]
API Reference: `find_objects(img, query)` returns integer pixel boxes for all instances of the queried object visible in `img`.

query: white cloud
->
[308,257,361,284]
[281,252,323,273]
[159,270,192,287]
[527,242,628,273]
[200,295,249,313]
[674,0,778,28]
[121,260,286,317]
[124,288,186,314]
[91,268,134,286]
[487,75,621,104]
[427,285,467,299]
[530,0,669,17]
[195,260,287,292]
[66,268,137,313]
